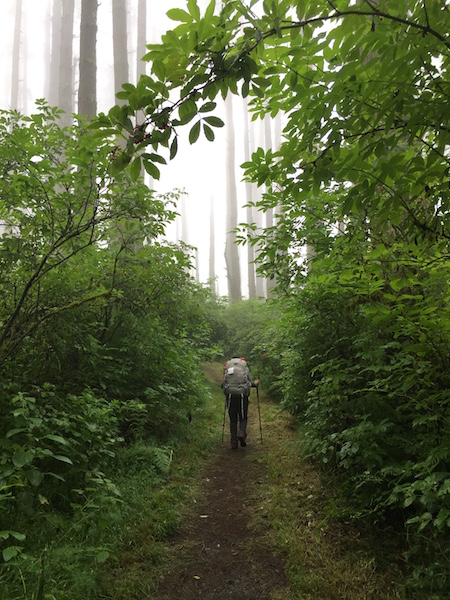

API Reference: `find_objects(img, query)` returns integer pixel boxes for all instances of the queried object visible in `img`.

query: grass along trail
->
[103,362,421,599]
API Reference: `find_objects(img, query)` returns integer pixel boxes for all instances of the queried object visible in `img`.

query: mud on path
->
[155,367,292,600]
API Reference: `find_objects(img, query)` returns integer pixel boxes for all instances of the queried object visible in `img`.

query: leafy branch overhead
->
[98,0,450,247]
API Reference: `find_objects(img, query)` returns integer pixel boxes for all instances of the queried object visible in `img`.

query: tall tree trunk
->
[209,196,217,294]
[44,2,52,104]
[180,195,195,278]
[11,0,23,110]
[253,120,266,297]
[243,98,256,299]
[59,0,75,127]
[48,0,62,107]
[136,0,148,179]
[78,0,98,119]
[22,13,28,113]
[136,0,146,82]
[224,95,242,302]
[181,195,189,246]
[195,250,200,283]
[264,115,276,298]
[112,0,129,103]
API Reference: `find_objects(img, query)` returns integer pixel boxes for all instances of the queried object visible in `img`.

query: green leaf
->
[130,157,142,181]
[0,531,25,541]
[178,99,198,123]
[3,546,22,562]
[187,0,201,20]
[6,428,27,438]
[12,450,34,468]
[109,151,131,176]
[170,137,178,160]
[203,124,215,141]
[44,434,68,445]
[52,455,74,465]
[166,8,192,23]
[25,469,44,487]
[142,152,167,165]
[390,277,410,292]
[143,160,161,180]
[199,102,217,113]
[189,121,201,144]
[96,550,110,563]
[205,0,215,20]
[203,116,224,128]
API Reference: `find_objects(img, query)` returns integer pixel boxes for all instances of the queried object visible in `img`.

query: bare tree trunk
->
[22,14,28,113]
[181,195,189,246]
[78,0,98,119]
[180,195,195,278]
[264,115,276,298]
[195,250,200,283]
[112,0,129,103]
[253,120,266,297]
[11,0,23,110]
[44,2,52,104]
[224,95,242,302]
[136,0,148,179]
[136,0,146,82]
[243,98,256,299]
[209,196,217,294]
[48,0,62,107]
[59,0,75,127]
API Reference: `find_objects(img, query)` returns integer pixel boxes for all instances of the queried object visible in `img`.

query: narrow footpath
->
[150,364,412,600]
[155,366,292,600]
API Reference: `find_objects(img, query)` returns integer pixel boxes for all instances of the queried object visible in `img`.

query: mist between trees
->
[2,0,277,299]
[1,0,450,598]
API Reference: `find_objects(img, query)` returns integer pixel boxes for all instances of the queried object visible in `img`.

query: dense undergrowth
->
[222,288,450,595]
[1,81,450,598]
[0,106,224,599]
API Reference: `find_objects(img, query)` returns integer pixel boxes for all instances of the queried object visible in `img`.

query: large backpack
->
[223,357,251,396]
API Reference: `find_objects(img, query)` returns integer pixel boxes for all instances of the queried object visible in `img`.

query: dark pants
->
[227,394,249,447]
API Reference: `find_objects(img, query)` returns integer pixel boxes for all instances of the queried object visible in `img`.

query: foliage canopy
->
[98,0,450,590]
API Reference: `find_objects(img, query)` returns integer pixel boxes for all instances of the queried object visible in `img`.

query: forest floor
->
[155,363,292,600]
[152,363,409,600]
[104,362,424,600]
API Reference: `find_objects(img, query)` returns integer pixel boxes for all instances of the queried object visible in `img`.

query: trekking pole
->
[222,396,227,444]
[256,385,263,443]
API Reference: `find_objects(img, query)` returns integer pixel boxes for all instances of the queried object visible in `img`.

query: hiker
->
[222,356,259,449]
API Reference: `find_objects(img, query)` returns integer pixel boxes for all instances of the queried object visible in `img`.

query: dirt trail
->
[155,367,292,600]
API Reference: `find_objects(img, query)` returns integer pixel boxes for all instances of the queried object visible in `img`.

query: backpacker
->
[223,357,251,396]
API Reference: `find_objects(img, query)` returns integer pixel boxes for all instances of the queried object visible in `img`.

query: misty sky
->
[0,0,266,297]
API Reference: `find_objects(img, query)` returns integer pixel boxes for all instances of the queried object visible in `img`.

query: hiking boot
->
[238,435,247,447]
[231,443,238,449]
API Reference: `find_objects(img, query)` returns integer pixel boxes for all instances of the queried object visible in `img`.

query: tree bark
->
[48,0,62,107]
[11,0,23,110]
[209,196,217,294]
[243,98,256,299]
[254,120,266,297]
[264,115,276,298]
[78,0,98,119]
[224,95,242,302]
[112,0,129,103]
[136,0,147,82]
[59,0,75,127]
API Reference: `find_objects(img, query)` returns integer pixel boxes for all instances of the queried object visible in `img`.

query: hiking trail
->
[155,364,293,600]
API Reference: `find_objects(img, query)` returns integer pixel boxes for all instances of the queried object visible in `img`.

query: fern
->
[152,447,173,475]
